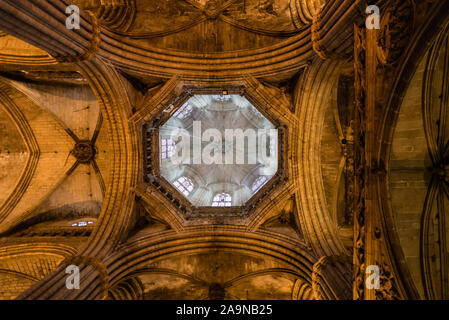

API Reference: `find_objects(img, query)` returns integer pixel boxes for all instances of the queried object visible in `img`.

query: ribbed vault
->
[0,0,446,301]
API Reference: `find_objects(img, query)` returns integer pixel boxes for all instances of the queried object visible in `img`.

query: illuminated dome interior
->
[159,94,278,207]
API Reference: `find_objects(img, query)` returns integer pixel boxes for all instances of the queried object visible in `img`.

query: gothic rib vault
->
[0,0,447,300]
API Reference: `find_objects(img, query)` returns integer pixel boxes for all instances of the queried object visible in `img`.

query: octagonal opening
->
[158,94,278,208]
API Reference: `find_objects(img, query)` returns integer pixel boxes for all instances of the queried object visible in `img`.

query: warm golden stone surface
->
[0,0,447,300]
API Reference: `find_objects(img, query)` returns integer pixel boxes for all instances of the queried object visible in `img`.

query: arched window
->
[161,138,175,159]
[173,176,194,196]
[173,102,193,119]
[252,176,268,193]
[71,221,94,227]
[212,193,232,207]
[213,94,231,101]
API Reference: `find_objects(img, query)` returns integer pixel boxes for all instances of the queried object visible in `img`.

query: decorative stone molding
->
[374,260,400,300]
[80,0,137,32]
[290,0,325,28]
[108,277,144,300]
[311,0,367,60]
[353,25,366,301]
[351,0,431,299]
[291,279,313,300]
[312,255,352,300]
[311,12,330,60]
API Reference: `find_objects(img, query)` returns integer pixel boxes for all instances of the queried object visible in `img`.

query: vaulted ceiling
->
[0,0,447,300]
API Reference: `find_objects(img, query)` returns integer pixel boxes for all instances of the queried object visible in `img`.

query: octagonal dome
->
[158,94,278,208]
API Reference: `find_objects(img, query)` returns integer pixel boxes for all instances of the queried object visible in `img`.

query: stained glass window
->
[212,193,232,207]
[173,176,194,197]
[161,138,175,159]
[213,95,231,101]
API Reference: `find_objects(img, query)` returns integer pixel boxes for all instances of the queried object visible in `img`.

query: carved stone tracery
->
[353,25,366,300]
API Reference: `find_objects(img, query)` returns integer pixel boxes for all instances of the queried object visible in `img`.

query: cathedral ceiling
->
[0,0,351,300]
[157,94,278,208]
[0,0,446,301]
